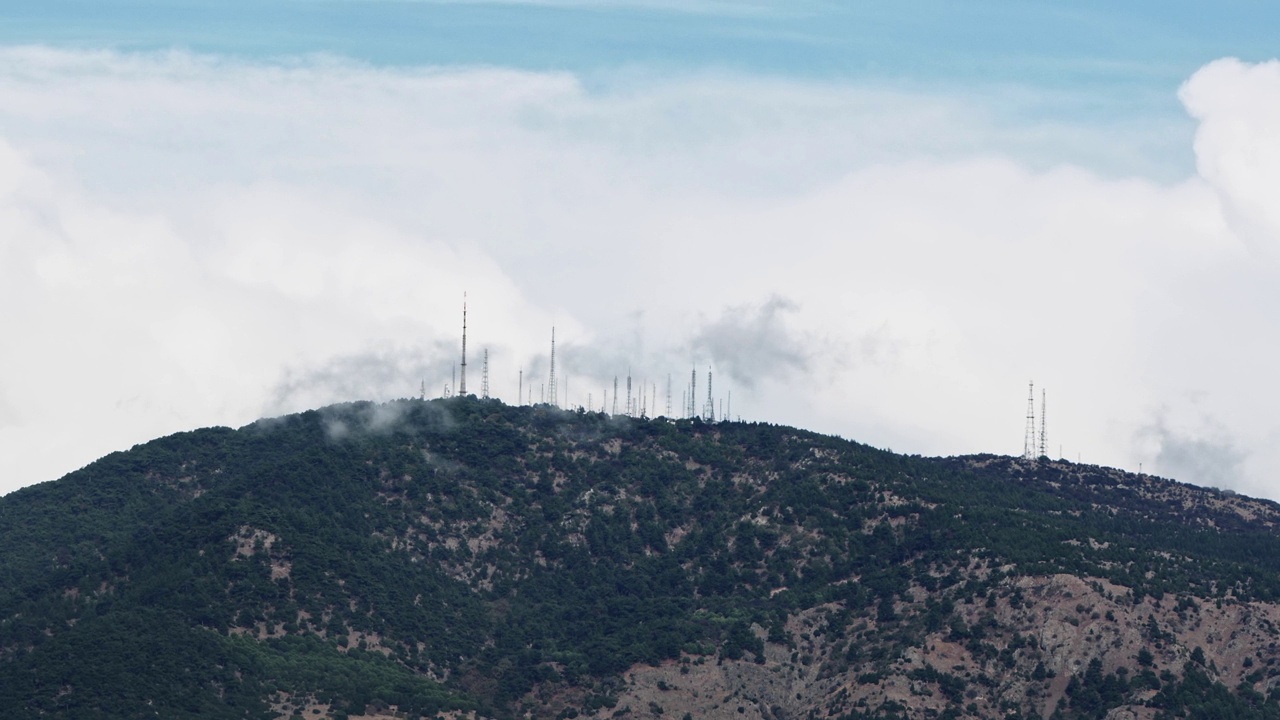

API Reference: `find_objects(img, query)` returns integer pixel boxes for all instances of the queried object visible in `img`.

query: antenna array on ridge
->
[422,297,747,425]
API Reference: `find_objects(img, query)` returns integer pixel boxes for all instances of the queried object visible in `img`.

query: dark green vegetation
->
[2,397,1280,719]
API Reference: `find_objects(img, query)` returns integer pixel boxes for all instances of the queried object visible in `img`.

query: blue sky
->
[4,1,1280,498]
[5,1,1275,89]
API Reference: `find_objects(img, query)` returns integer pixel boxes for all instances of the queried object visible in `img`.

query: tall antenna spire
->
[689,367,697,418]
[704,367,715,422]
[1023,381,1036,460]
[481,348,490,399]
[518,367,523,407]
[612,376,619,416]
[666,374,672,417]
[459,292,467,396]
[626,370,633,417]
[1038,388,1047,459]
[419,379,425,401]
[547,327,557,408]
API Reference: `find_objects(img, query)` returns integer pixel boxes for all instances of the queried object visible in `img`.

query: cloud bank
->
[0,48,1278,500]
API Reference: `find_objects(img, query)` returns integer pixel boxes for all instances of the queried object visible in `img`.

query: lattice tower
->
[547,327,557,408]
[459,293,467,396]
[703,368,715,422]
[1038,389,1047,459]
[689,368,697,418]
[1023,381,1036,460]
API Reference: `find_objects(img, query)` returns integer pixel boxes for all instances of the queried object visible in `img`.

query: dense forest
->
[3,397,1280,719]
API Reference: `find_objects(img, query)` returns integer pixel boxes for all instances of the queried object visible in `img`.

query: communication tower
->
[481,349,490,399]
[547,327,558,408]
[459,293,467,396]
[703,368,715,422]
[689,367,697,418]
[1022,381,1036,460]
[1038,389,1047,459]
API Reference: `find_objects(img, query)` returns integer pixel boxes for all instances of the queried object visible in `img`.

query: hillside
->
[3,397,1280,720]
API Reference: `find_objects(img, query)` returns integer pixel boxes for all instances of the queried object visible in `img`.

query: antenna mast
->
[612,376,619,416]
[1023,381,1036,460]
[666,374,672,417]
[481,349,490,399]
[689,367,697,418]
[459,293,467,396]
[547,327,557,408]
[518,368,523,406]
[1038,389,1047,459]
[626,371,633,417]
[704,367,715,422]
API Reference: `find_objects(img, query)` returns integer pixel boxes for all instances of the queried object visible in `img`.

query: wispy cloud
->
[692,296,809,388]
[1135,410,1248,491]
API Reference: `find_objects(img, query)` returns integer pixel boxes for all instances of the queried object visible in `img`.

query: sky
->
[4,1,1280,497]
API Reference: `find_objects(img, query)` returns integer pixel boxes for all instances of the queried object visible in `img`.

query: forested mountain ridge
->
[2,397,1280,720]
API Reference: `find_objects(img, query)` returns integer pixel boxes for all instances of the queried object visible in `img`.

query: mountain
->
[3,397,1280,720]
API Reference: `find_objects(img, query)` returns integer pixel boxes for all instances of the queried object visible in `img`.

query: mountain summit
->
[3,397,1280,719]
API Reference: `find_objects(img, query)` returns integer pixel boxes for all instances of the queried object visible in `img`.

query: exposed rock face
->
[599,574,1280,720]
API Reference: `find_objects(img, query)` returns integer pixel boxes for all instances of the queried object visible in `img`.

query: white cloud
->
[0,47,1278,501]
[1182,58,1280,258]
